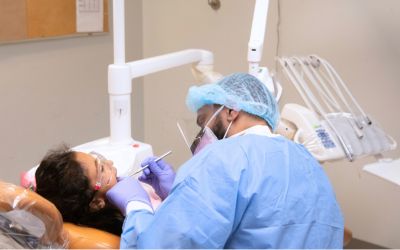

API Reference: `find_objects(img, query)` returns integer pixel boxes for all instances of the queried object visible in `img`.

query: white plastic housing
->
[113,0,125,65]
[248,0,269,67]
[73,137,153,177]
[280,103,346,162]
[128,49,214,79]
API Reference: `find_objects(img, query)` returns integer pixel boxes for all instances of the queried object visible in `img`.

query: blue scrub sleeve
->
[120,148,247,248]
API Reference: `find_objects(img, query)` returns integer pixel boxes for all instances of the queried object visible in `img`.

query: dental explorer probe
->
[130,150,172,176]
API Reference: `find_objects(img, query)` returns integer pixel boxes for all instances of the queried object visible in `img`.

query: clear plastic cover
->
[0,181,68,248]
[326,113,397,158]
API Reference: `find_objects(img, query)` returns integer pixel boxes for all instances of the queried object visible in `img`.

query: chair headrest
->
[0,181,68,248]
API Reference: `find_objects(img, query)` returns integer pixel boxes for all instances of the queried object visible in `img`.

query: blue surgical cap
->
[186,72,280,130]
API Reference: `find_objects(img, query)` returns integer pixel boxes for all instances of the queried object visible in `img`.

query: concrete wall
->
[142,0,400,248]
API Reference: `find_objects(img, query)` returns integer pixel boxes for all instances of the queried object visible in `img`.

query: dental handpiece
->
[130,150,172,176]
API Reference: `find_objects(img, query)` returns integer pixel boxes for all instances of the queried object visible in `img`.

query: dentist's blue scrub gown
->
[121,131,344,248]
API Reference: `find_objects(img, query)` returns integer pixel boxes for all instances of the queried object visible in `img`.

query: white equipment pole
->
[109,0,132,144]
[248,0,269,76]
[247,0,282,101]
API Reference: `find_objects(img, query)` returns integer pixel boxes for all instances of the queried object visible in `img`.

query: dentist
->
[106,73,344,248]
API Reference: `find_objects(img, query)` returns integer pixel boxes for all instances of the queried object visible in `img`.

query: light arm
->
[108,49,216,144]
[248,0,269,75]
[127,49,214,78]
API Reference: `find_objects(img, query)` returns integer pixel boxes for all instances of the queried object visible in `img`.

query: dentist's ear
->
[89,196,106,212]
[227,109,240,122]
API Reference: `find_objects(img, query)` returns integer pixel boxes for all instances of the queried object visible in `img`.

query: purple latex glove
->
[138,157,176,200]
[106,177,151,215]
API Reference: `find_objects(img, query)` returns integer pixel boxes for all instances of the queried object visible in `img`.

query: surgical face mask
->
[189,105,233,155]
[190,126,218,155]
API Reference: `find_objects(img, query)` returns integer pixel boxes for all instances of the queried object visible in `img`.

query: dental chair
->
[0,181,119,249]
[0,180,352,248]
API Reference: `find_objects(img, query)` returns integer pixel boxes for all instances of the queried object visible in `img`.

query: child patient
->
[35,145,161,236]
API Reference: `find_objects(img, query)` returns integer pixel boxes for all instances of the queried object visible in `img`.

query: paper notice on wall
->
[76,0,103,32]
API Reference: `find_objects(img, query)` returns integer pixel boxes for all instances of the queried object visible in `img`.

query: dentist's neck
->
[226,112,269,137]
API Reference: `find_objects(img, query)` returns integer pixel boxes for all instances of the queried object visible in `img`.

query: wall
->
[142,0,271,162]
[278,1,400,248]
[0,0,143,184]
[142,0,400,248]
[0,0,398,247]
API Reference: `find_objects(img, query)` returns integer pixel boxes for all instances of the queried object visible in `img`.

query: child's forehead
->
[74,152,97,177]
[75,152,95,164]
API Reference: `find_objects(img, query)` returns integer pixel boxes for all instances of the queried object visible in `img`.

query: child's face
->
[75,152,118,197]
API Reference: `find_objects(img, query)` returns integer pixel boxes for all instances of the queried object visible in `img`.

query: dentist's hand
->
[106,177,151,215]
[139,157,176,200]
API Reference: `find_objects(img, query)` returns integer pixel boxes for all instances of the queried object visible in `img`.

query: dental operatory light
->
[24,0,273,182]
[73,0,220,177]
[75,0,279,177]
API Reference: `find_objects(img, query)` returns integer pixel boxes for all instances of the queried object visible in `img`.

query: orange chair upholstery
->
[1,180,352,248]
[64,223,119,249]
[0,181,67,247]
[0,181,120,248]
